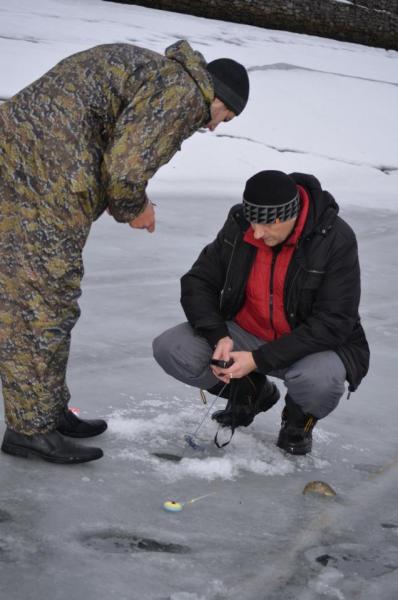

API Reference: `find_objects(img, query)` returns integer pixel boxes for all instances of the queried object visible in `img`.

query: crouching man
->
[153,171,369,455]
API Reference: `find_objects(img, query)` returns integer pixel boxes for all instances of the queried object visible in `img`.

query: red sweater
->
[235,186,310,341]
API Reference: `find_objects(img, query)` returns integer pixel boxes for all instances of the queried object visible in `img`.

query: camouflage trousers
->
[0,178,91,434]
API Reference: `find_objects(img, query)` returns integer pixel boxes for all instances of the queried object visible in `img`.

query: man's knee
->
[287,378,344,418]
[152,328,178,375]
[152,323,211,381]
[284,353,346,418]
[306,380,344,418]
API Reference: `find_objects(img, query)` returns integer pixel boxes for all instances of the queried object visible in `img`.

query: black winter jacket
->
[180,173,370,391]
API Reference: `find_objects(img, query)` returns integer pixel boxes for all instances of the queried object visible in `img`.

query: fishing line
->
[184,383,228,452]
[152,384,228,461]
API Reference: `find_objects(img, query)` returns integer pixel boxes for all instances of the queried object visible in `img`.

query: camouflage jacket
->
[0,41,214,222]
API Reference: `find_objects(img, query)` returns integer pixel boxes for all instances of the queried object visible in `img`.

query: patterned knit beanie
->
[243,171,299,224]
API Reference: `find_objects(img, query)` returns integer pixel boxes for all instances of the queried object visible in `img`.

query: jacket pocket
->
[297,271,325,319]
[302,270,325,288]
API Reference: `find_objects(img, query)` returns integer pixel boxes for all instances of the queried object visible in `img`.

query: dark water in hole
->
[80,530,190,554]
[151,452,182,462]
[0,509,12,523]
[308,543,398,579]
[381,523,398,530]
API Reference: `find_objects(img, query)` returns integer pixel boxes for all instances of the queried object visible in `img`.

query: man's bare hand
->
[210,336,234,381]
[129,200,155,233]
[228,351,256,378]
[215,350,256,383]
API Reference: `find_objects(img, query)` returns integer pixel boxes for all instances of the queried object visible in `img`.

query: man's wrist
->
[202,324,230,348]
[215,335,232,348]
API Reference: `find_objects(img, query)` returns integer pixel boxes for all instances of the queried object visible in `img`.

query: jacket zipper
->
[285,265,300,320]
[219,234,239,311]
[269,251,277,339]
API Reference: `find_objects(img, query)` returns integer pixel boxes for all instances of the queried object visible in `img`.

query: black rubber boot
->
[207,380,231,400]
[1,428,103,464]
[57,409,107,438]
[210,373,280,428]
[276,395,317,455]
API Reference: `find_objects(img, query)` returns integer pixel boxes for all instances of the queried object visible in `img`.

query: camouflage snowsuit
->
[0,41,213,434]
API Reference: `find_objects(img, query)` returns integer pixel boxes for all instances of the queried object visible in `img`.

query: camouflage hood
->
[165,40,214,107]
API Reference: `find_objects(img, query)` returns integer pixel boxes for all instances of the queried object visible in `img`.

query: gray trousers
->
[153,321,346,419]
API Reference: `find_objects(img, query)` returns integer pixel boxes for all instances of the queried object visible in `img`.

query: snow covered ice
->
[1,1,398,598]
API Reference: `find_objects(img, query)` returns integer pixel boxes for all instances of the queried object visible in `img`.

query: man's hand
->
[228,351,257,378]
[210,336,234,382]
[129,200,155,233]
[215,351,256,383]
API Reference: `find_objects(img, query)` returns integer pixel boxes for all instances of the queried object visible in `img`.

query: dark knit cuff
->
[252,346,273,374]
[197,324,230,348]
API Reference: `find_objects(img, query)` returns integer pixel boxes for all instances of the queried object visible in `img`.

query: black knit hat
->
[206,58,249,115]
[243,171,300,224]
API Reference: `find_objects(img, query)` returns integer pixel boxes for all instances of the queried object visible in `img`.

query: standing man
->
[153,171,370,455]
[0,41,249,463]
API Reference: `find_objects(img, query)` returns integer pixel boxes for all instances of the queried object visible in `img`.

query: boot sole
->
[56,426,107,439]
[1,442,103,464]
[276,440,312,455]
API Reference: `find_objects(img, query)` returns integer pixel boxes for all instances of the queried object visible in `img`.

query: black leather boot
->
[57,409,107,438]
[277,395,317,455]
[210,373,280,428]
[207,380,231,400]
[1,428,103,464]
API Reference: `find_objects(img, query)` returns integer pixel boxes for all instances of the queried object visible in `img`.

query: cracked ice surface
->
[0,1,398,599]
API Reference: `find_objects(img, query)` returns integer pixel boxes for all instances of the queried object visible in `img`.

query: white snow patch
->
[116,447,152,465]
[308,567,345,599]
[109,412,177,439]
[295,454,330,471]
[170,579,227,600]
[157,448,295,482]
[139,398,165,408]
[108,404,331,480]
[170,594,204,600]
[313,428,339,444]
